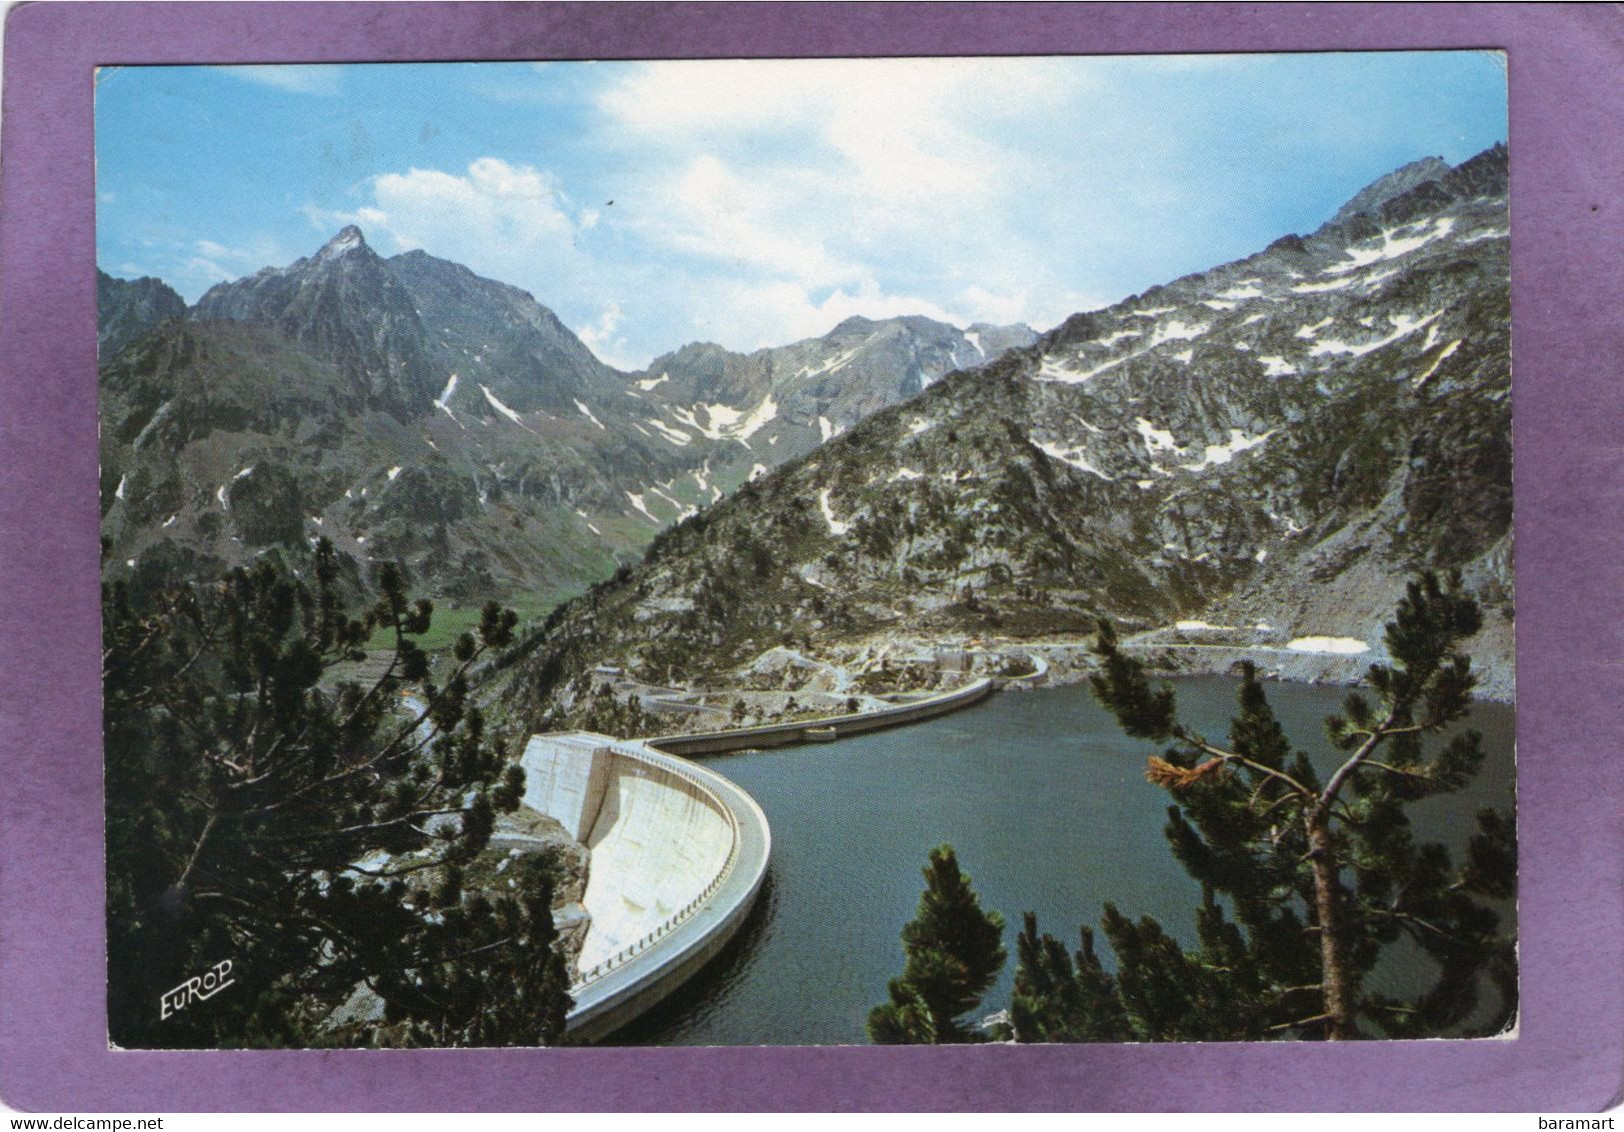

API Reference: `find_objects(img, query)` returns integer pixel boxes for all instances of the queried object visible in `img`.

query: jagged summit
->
[97,269,186,357]
[317,225,369,260]
[1332,156,1452,226]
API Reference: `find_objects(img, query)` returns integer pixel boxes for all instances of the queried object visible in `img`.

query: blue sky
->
[95,53,1506,370]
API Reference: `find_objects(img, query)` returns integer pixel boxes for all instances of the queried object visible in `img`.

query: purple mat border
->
[1,0,1619,1113]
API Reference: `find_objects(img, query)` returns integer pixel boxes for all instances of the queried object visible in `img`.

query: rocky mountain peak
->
[1331,155,1453,226]
[97,269,188,357]
[190,227,432,412]
[829,315,879,336]
[317,225,369,261]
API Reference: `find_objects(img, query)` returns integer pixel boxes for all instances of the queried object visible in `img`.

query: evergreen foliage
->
[1016,571,1516,1041]
[104,537,571,1047]
[868,845,1007,1044]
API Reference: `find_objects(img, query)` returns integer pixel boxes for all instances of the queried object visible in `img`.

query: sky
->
[95,53,1506,371]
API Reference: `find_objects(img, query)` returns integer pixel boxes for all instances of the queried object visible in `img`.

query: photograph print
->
[96,51,1514,1049]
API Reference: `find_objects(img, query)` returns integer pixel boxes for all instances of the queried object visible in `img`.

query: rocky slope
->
[97,269,186,357]
[495,143,1513,725]
[99,231,1034,614]
[610,315,1036,528]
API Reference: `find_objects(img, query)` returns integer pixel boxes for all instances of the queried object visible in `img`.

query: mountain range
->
[98,230,1033,609]
[491,143,1513,726]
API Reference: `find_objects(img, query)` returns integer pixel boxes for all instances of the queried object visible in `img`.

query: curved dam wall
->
[647,676,997,758]
[519,732,770,1042]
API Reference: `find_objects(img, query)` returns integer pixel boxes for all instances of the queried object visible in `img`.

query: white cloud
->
[284,60,1181,363]
[582,59,1102,350]
[213,65,342,96]
[645,155,860,290]
[195,239,237,261]
[163,234,299,295]
[577,301,640,370]
[312,157,585,283]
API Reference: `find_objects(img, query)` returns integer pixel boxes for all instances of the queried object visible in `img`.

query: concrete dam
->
[520,732,771,1042]
[520,677,996,1040]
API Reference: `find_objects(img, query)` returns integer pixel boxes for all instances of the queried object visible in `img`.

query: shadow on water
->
[599,866,782,1046]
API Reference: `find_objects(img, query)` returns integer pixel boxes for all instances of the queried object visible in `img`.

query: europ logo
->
[160,958,235,1019]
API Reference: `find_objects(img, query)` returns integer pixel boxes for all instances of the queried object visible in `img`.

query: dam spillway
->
[519,731,771,1041]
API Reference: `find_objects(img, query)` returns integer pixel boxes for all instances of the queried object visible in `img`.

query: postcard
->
[3,2,1621,1113]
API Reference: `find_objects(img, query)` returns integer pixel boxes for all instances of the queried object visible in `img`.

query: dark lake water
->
[611,677,1516,1046]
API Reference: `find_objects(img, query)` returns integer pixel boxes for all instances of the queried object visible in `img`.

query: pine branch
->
[1173,725,1314,799]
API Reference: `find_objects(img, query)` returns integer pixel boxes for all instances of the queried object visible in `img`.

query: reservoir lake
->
[612,676,1516,1046]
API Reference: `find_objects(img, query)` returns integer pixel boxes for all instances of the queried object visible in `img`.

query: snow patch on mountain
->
[581,399,610,432]
[735,394,778,440]
[649,485,697,522]
[1307,310,1441,358]
[1414,339,1462,387]
[645,418,691,446]
[481,385,532,430]
[574,400,606,430]
[626,492,659,524]
[1326,217,1455,275]
[1292,275,1359,294]
[818,489,850,536]
[436,373,459,407]
[1037,352,1133,385]
[800,336,876,381]
[1034,438,1113,480]
[1179,429,1276,471]
[1135,418,1182,455]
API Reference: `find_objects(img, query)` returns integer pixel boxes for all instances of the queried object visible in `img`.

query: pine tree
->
[104,538,571,1047]
[868,844,1007,1044]
[1015,571,1516,1041]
